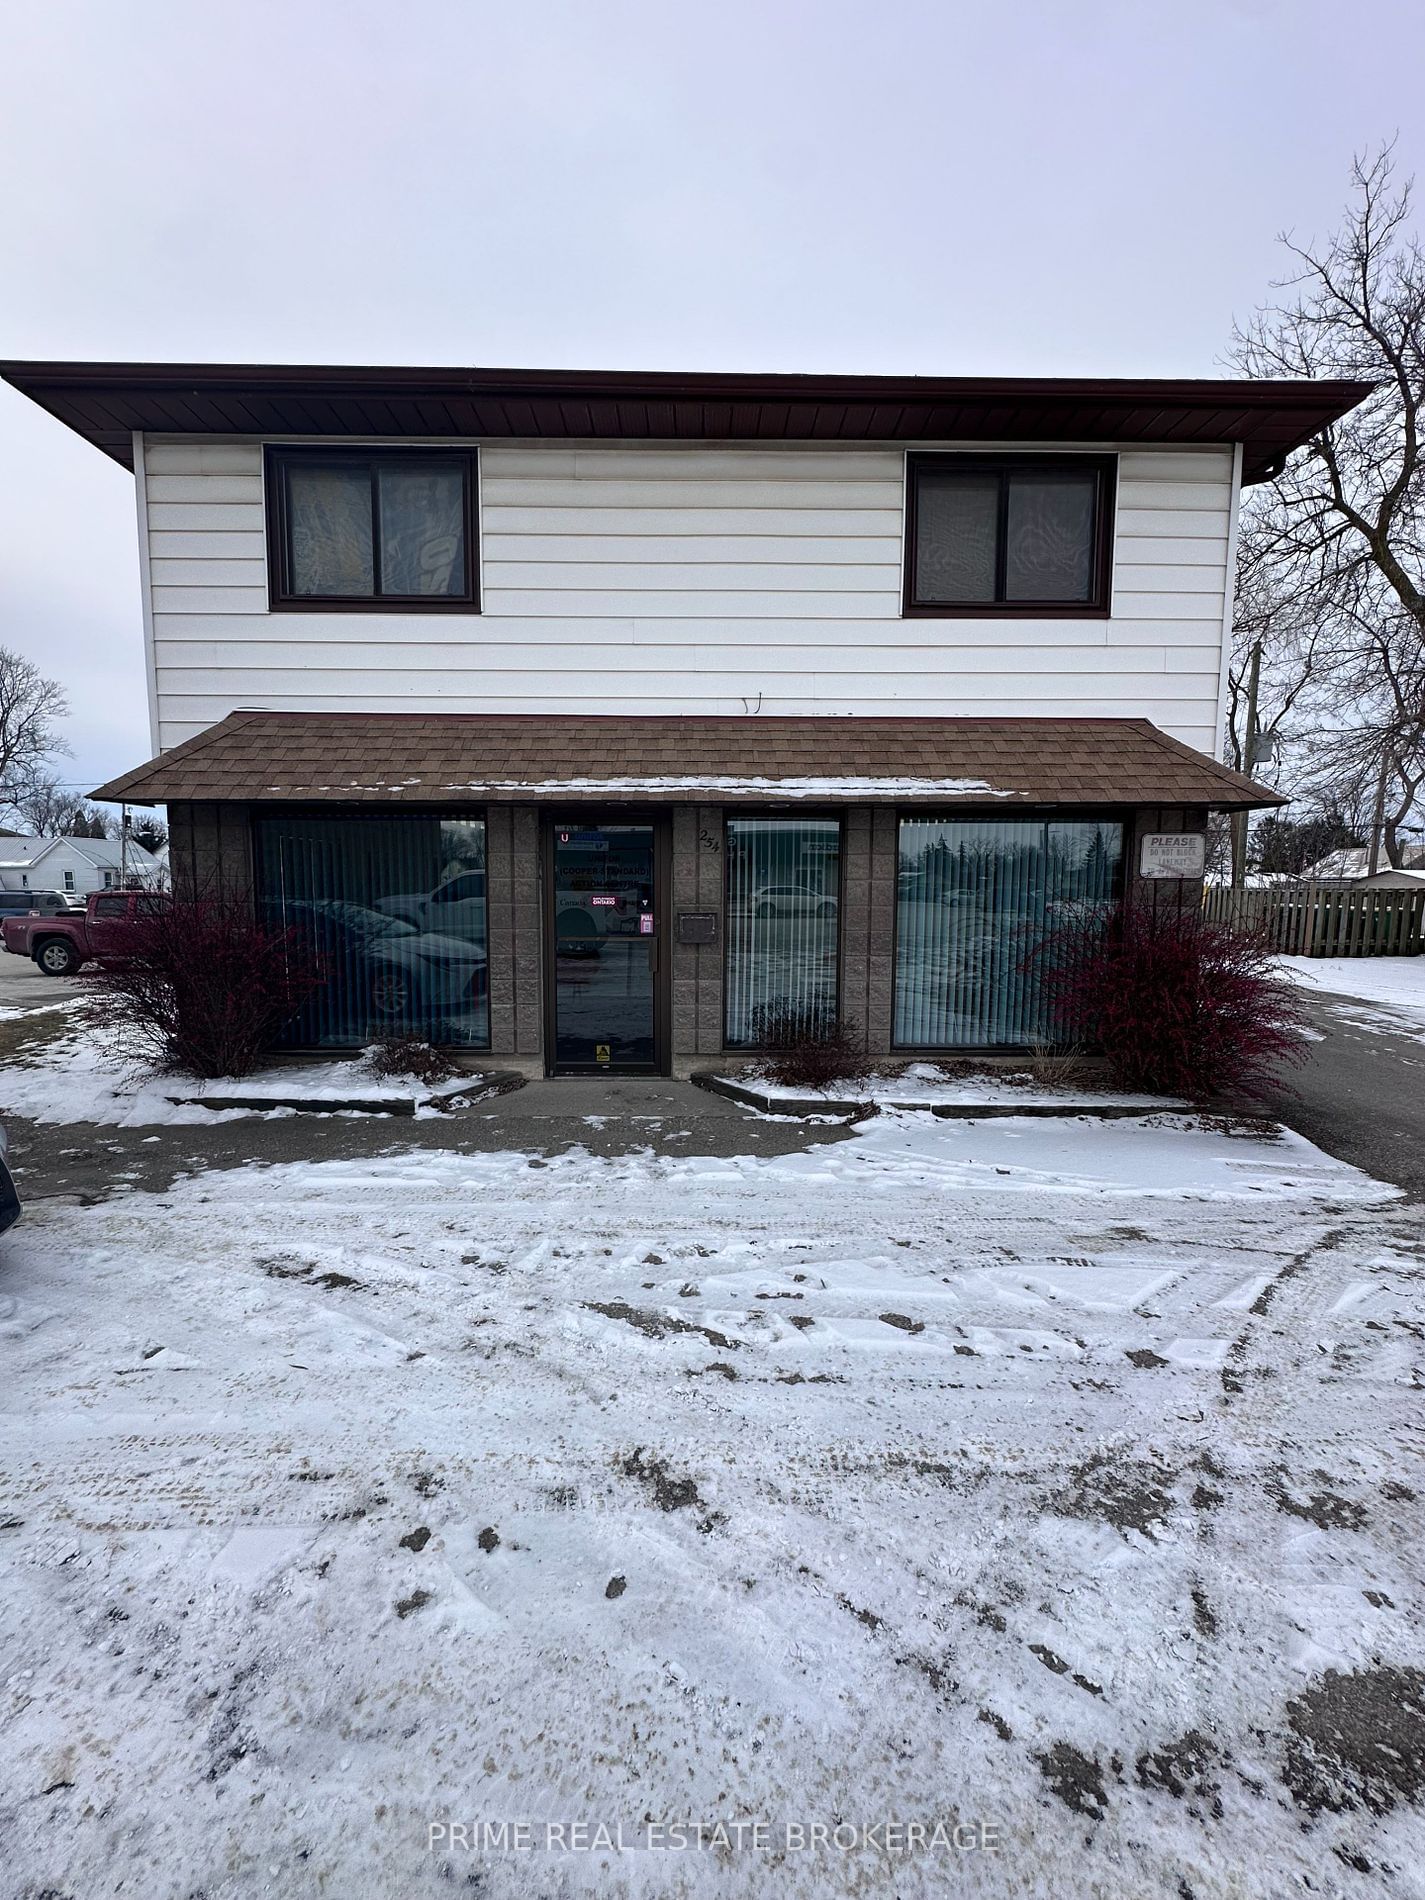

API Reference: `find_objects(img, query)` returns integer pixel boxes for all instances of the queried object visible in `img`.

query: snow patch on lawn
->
[0,1026,483,1125]
[1277,955,1425,1043]
[724,1061,1181,1109]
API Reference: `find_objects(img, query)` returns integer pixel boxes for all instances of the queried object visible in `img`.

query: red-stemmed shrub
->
[1035,901,1307,1102]
[81,891,324,1078]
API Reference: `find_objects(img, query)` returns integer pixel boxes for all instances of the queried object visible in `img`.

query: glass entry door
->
[548,819,662,1073]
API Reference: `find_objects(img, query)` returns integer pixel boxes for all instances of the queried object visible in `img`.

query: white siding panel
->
[146,474,265,505]
[1105,591,1227,622]
[482,505,900,536]
[1115,450,1233,482]
[481,561,897,592]
[152,585,272,615]
[150,558,269,588]
[143,442,263,476]
[153,641,1188,682]
[481,477,901,509]
[480,589,899,619]
[1114,506,1225,540]
[149,530,267,560]
[153,614,1214,653]
[147,501,265,533]
[141,437,1236,758]
[483,533,901,564]
[1115,479,1232,513]
[1114,563,1226,594]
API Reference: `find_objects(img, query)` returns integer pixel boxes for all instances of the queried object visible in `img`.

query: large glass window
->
[265,448,478,609]
[894,817,1121,1047]
[725,818,840,1046]
[904,455,1114,614]
[253,812,488,1048]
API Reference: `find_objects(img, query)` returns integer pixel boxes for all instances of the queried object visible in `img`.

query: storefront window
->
[893,817,1121,1047]
[253,812,489,1048]
[724,818,841,1046]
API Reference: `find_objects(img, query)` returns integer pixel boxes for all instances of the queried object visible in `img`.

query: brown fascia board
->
[1,360,1374,480]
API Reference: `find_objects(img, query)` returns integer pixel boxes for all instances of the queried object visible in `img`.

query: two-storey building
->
[3,362,1367,1075]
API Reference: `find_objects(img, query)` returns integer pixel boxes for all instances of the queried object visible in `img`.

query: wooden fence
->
[1201,883,1425,956]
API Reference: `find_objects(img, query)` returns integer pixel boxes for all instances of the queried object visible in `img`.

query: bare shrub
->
[362,1036,456,1084]
[750,1003,869,1090]
[1022,1041,1096,1090]
[80,891,323,1079]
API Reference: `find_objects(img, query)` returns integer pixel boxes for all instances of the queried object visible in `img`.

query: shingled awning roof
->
[0,361,1372,484]
[92,713,1281,810]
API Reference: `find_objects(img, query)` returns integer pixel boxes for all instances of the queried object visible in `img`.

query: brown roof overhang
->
[1,360,1372,484]
[91,713,1283,811]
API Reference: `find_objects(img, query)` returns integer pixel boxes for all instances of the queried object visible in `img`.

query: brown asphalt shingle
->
[91,713,1281,810]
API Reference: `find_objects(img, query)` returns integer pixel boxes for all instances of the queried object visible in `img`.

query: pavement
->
[1263,985,1425,1203]
[0,952,75,1012]
[0,956,849,1206]
[2,948,1423,1203]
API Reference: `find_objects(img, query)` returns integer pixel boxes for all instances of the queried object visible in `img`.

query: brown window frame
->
[264,445,480,613]
[902,453,1116,619]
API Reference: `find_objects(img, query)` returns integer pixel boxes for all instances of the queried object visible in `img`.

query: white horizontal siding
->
[140,436,1236,757]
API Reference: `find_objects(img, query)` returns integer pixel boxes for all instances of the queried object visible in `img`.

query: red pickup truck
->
[2,889,169,977]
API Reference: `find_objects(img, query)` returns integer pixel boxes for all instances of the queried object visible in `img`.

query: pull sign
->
[595,1044,611,1064]
[639,914,654,935]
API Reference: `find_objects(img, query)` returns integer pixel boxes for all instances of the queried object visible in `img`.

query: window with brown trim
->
[903,454,1115,617]
[265,446,479,611]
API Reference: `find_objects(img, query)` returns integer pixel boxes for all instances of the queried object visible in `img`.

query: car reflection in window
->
[278,898,488,1039]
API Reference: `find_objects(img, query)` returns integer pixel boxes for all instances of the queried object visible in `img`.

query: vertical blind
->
[253,812,489,1049]
[893,818,1121,1047]
[724,818,841,1045]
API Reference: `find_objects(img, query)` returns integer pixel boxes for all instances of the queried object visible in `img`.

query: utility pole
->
[1367,756,1389,877]
[1231,638,1262,890]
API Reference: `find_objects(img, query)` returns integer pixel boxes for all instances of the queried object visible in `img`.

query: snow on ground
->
[0,1026,486,1124]
[2,1106,1422,1898]
[1278,956,1425,1045]
[723,1060,1180,1108]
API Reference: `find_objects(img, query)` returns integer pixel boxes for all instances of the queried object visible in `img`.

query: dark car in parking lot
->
[0,1124,20,1235]
[0,889,82,919]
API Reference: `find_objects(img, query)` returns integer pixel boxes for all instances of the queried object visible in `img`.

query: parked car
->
[750,883,838,920]
[0,1123,20,1235]
[0,889,169,976]
[0,889,83,918]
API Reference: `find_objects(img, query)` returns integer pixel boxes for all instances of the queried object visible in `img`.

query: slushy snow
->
[1,1099,1421,1898]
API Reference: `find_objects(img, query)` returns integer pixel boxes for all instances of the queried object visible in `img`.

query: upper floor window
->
[265,447,479,611]
[903,454,1114,617]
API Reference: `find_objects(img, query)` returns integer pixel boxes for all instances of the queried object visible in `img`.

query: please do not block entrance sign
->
[1139,833,1206,880]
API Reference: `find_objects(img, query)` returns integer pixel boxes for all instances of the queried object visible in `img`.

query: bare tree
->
[1229,145,1425,868]
[8,767,112,839]
[1224,516,1339,881]
[0,648,68,811]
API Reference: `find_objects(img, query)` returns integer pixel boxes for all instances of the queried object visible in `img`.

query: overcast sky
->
[1,0,1421,799]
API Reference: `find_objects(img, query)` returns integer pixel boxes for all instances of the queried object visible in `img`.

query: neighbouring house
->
[0,834,164,897]
[1305,845,1425,886]
[1355,868,1425,891]
[2,360,1368,1074]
